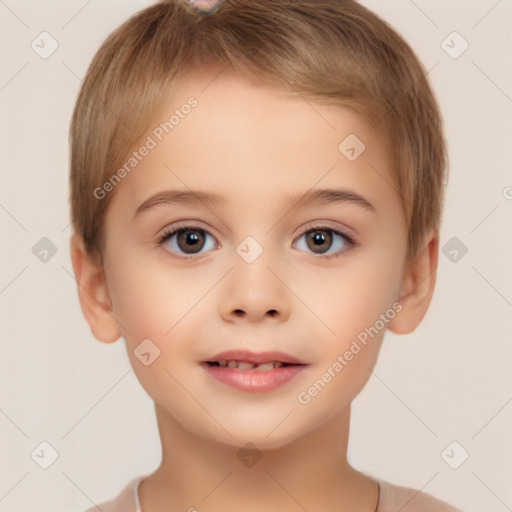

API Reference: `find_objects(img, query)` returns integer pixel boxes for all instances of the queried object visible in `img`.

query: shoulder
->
[82,475,145,512]
[377,479,464,512]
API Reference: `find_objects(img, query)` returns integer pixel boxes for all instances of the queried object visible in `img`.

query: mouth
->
[201,349,306,369]
[204,360,298,370]
[200,350,308,392]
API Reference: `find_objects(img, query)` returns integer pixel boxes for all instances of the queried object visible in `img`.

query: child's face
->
[97,68,412,449]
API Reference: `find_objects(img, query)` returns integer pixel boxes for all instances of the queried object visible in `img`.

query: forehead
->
[107,67,397,220]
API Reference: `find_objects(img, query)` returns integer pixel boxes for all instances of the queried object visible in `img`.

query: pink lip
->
[201,349,308,393]
[201,363,308,393]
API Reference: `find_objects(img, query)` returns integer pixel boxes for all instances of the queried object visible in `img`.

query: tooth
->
[220,360,285,370]
[237,361,256,370]
[256,362,275,371]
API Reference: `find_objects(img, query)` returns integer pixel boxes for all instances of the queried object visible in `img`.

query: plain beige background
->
[0,1,510,511]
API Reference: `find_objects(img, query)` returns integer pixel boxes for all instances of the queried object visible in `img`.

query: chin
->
[219,431,297,452]
[213,417,314,452]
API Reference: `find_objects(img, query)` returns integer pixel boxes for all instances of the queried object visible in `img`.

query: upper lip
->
[203,350,306,365]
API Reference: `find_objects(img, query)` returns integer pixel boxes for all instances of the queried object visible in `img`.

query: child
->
[69,0,463,510]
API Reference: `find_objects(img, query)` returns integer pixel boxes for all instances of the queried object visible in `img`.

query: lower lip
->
[201,363,308,393]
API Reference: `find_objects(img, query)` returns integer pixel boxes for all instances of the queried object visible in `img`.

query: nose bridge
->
[218,235,291,323]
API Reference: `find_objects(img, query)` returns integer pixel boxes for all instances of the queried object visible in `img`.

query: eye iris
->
[306,230,332,253]
[177,229,204,253]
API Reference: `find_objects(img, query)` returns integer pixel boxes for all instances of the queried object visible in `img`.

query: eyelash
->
[156,222,356,259]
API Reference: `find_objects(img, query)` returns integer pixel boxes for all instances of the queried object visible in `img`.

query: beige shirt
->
[85,475,464,511]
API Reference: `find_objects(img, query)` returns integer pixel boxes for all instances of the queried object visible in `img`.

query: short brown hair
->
[69,0,447,266]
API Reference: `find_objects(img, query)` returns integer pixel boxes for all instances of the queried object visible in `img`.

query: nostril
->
[231,309,278,318]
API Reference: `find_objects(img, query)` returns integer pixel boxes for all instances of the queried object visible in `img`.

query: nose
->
[218,249,292,324]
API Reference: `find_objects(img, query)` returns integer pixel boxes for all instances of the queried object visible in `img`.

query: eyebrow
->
[133,190,227,219]
[132,187,376,220]
[283,188,376,214]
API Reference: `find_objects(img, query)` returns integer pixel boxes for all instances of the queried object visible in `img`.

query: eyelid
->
[157,220,219,240]
[294,220,357,243]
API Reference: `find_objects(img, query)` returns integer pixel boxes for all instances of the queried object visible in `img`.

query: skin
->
[70,66,439,512]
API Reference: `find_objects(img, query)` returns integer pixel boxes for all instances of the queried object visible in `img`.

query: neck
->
[139,403,379,512]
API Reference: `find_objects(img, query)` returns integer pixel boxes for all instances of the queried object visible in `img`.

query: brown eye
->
[159,226,216,256]
[176,229,205,254]
[293,226,352,257]
[305,230,333,254]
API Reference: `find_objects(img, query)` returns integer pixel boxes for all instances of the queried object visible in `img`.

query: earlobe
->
[387,233,439,335]
[69,233,122,344]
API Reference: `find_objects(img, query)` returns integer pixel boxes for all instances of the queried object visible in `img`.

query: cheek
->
[294,263,397,417]
[310,257,402,342]
[107,252,212,341]
[106,256,219,394]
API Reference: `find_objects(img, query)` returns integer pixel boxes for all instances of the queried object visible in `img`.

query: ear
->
[69,233,122,344]
[387,232,439,335]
